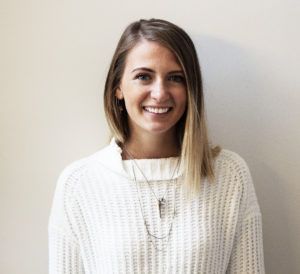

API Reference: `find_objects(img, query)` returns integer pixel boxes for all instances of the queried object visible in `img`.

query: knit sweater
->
[48,139,265,273]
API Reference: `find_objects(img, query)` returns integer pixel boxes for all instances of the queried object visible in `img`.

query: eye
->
[135,73,151,81]
[168,75,185,83]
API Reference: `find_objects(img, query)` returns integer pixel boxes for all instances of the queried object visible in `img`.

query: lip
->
[143,105,173,108]
[143,106,173,115]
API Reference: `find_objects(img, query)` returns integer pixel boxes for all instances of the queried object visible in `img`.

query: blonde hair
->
[104,19,221,196]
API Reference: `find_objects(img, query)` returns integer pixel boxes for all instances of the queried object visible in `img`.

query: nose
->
[150,79,170,102]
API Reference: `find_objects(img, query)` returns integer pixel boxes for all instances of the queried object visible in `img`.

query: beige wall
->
[1,0,299,273]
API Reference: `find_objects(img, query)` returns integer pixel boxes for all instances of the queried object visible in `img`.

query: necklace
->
[123,147,180,251]
[123,147,179,219]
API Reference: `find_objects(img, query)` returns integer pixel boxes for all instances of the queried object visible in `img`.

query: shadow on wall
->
[192,34,296,274]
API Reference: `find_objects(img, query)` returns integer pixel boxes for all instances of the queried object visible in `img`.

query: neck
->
[122,133,180,159]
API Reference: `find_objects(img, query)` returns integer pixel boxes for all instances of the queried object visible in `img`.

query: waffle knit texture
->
[48,139,265,273]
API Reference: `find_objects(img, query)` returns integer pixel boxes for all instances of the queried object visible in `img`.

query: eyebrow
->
[131,67,184,74]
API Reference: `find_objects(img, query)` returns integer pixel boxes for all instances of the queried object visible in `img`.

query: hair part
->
[104,18,221,197]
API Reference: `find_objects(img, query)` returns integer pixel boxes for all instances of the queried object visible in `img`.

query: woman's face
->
[116,40,187,141]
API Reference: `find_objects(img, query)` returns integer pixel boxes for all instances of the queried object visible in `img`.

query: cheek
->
[123,93,145,114]
[124,89,148,106]
[177,89,187,107]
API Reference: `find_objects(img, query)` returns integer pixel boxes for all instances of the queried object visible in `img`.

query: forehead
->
[124,40,181,70]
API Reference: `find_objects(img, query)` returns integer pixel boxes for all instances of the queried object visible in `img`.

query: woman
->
[49,19,265,273]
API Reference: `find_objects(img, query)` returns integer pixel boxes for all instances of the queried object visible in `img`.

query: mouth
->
[143,106,172,114]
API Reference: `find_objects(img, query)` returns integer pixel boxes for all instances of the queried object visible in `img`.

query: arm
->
[226,156,265,274]
[48,163,85,274]
[49,226,85,274]
[226,214,265,273]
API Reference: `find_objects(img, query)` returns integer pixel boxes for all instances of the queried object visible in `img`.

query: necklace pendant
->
[158,198,166,219]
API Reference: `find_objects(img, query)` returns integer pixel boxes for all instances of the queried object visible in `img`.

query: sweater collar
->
[95,138,183,181]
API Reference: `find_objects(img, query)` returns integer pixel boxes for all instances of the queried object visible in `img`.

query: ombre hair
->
[104,18,220,195]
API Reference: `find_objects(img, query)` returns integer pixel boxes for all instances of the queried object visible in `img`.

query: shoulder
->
[215,148,251,176]
[213,148,261,216]
[212,148,253,196]
[53,139,126,196]
[51,153,96,213]
[49,144,113,226]
[55,144,113,192]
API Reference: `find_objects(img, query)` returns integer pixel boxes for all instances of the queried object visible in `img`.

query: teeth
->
[144,107,170,114]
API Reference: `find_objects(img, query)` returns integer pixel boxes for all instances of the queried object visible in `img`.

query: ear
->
[115,88,124,100]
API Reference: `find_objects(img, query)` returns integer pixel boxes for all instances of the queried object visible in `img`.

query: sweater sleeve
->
[48,162,86,274]
[48,226,85,274]
[226,155,265,274]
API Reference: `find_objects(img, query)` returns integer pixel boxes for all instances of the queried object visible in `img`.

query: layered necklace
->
[123,147,180,251]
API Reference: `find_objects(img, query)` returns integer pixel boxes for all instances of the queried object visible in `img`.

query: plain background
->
[1,0,299,273]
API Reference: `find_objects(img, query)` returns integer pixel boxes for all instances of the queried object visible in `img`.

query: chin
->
[144,125,175,136]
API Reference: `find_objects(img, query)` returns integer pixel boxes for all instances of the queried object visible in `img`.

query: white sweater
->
[48,139,265,273]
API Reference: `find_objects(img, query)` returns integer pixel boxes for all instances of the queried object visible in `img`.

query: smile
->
[143,107,172,114]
